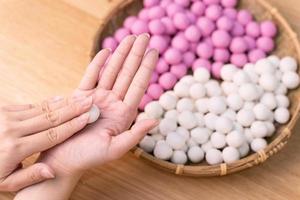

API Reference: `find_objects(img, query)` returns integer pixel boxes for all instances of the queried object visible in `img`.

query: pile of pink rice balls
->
[102,0,300,165]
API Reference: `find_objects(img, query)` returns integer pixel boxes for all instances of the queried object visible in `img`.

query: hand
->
[40,34,159,176]
[0,94,94,191]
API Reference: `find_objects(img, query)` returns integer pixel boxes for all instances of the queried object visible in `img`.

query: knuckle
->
[44,110,60,126]
[0,121,14,135]
[131,51,144,59]
[69,102,80,115]
[46,128,59,143]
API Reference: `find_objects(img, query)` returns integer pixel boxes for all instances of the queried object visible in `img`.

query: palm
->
[40,34,158,175]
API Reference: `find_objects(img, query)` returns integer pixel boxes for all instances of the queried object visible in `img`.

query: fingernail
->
[80,96,93,109]
[104,48,112,52]
[143,33,150,38]
[79,112,90,125]
[41,169,55,179]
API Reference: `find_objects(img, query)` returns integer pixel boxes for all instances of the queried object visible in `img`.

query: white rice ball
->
[204,113,218,130]
[226,130,245,148]
[220,64,238,81]
[267,55,280,67]
[201,141,213,153]
[152,134,164,142]
[275,83,287,95]
[171,150,188,164]
[236,109,255,127]
[176,127,190,142]
[221,109,236,121]
[166,132,186,150]
[233,70,251,86]
[205,80,222,96]
[243,101,255,110]
[238,143,250,157]
[164,109,178,121]
[226,93,244,111]
[210,132,226,149]
[194,67,210,83]
[205,149,223,165]
[239,83,259,101]
[259,74,278,92]
[274,107,290,124]
[265,121,275,137]
[191,127,211,144]
[253,103,272,121]
[194,112,205,127]
[187,146,205,163]
[178,111,198,129]
[282,71,300,89]
[221,82,239,95]
[276,95,290,108]
[187,138,197,147]
[139,135,156,153]
[244,128,254,143]
[250,121,268,138]
[159,118,177,136]
[189,83,206,99]
[195,98,209,113]
[255,58,274,75]
[180,75,196,86]
[159,92,177,110]
[153,141,173,160]
[260,93,277,110]
[174,82,190,97]
[215,116,233,134]
[222,146,240,164]
[208,96,227,114]
[145,101,163,119]
[279,56,297,72]
[88,104,101,124]
[250,138,267,152]
[176,98,194,112]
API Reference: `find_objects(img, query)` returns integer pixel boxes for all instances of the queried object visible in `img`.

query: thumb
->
[108,119,159,160]
[0,163,55,192]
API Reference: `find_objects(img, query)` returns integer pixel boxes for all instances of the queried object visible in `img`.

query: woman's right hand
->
[0,95,93,192]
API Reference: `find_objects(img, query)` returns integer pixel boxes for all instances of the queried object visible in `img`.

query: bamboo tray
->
[91,0,300,176]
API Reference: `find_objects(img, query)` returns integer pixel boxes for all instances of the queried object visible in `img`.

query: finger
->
[1,104,34,112]
[10,96,67,121]
[124,49,159,108]
[112,34,150,99]
[78,48,111,90]
[108,119,158,160]
[98,35,136,90]
[17,96,93,135]
[0,163,54,192]
[20,112,90,156]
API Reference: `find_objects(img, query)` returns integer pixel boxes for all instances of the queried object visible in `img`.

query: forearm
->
[14,172,82,200]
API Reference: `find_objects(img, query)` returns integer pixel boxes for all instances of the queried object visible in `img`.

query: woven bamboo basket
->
[91,0,300,176]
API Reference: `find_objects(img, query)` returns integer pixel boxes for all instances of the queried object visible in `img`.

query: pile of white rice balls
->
[138,56,300,165]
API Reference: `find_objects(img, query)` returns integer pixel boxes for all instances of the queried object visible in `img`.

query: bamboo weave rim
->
[92,0,300,176]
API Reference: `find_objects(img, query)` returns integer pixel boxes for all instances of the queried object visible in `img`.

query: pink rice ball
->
[148,19,166,35]
[244,36,256,50]
[231,22,245,36]
[147,83,164,99]
[237,10,253,26]
[212,30,232,48]
[223,8,237,19]
[102,37,118,51]
[170,63,188,78]
[186,12,197,24]
[139,94,153,110]
[143,0,160,8]
[246,21,261,38]
[131,19,149,35]
[150,71,159,83]
[203,0,220,5]
[160,0,173,8]
[156,59,170,74]
[149,35,168,54]
[260,20,277,37]
[230,37,248,53]
[197,42,214,59]
[191,1,206,16]
[174,0,191,7]
[189,42,198,52]
[161,17,177,35]
[166,3,184,17]
[164,48,182,65]
[148,6,166,19]
[248,49,266,63]
[214,48,230,62]
[138,9,149,21]
[183,51,196,66]
[173,12,191,30]
[217,16,234,31]
[158,72,178,90]
[192,58,212,71]
[221,0,238,8]
[205,4,223,21]
[203,37,214,46]
[197,17,216,36]
[114,28,130,43]
[212,62,224,79]
[256,36,275,53]
[185,25,202,42]
[124,16,137,29]
[172,34,189,52]
[230,53,248,68]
